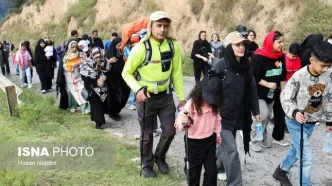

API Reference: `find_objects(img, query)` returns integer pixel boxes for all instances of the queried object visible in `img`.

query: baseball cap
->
[201,70,223,105]
[224,31,249,47]
[150,11,172,22]
[235,25,248,36]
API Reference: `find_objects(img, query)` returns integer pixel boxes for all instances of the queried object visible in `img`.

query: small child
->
[12,48,19,75]
[15,43,32,88]
[285,43,301,82]
[44,39,54,59]
[78,34,90,53]
[274,41,332,186]
[175,83,221,186]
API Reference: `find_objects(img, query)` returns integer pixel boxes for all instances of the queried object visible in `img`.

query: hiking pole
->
[300,111,305,186]
[140,86,148,177]
[183,111,194,186]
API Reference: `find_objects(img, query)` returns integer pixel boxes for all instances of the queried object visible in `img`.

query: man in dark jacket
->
[89,30,104,49]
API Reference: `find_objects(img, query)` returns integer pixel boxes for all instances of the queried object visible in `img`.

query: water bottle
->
[267,88,275,99]
[254,122,263,141]
[323,131,331,153]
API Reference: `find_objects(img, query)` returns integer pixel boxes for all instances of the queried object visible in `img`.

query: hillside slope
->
[0,0,332,53]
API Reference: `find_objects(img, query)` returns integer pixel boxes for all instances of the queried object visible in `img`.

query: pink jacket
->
[175,99,221,139]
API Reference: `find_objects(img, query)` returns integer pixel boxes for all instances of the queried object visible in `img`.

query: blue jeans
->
[127,90,135,106]
[280,117,315,186]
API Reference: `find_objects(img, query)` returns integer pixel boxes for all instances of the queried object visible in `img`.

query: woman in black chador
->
[104,37,131,121]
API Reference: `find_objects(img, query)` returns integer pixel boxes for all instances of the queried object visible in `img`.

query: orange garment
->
[65,57,80,71]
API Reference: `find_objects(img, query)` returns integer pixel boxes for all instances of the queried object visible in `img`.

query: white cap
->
[149,11,172,22]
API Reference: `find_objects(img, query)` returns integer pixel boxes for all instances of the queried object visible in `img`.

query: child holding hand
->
[175,83,221,186]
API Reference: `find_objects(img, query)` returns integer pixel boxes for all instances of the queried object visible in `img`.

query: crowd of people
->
[1,10,332,186]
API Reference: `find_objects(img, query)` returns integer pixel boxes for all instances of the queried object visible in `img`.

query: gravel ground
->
[6,64,332,186]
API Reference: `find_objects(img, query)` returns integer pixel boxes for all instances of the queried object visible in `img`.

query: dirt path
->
[6,63,332,186]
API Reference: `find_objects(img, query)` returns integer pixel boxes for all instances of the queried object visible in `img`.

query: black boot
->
[95,122,103,130]
[109,113,121,121]
[142,167,156,178]
[154,156,169,174]
[273,165,293,186]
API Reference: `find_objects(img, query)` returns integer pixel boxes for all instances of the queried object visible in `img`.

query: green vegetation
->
[289,0,332,42]
[188,0,204,16]
[145,0,162,12]
[0,91,184,185]
[182,53,194,76]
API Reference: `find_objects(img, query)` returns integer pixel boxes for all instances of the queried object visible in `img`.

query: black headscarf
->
[191,31,211,59]
[300,34,323,67]
[34,39,46,65]
[224,44,250,72]
[224,44,252,155]
[104,37,122,60]
[104,37,130,115]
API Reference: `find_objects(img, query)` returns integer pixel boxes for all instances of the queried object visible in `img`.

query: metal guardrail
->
[0,74,23,116]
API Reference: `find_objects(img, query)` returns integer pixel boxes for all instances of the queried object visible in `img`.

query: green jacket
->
[122,37,185,100]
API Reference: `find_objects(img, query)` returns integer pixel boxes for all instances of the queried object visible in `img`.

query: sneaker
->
[273,165,293,186]
[250,141,263,152]
[70,109,76,113]
[28,84,32,89]
[154,156,170,174]
[84,110,91,114]
[273,140,290,147]
[217,172,227,181]
[315,122,321,126]
[261,140,272,148]
[128,105,136,110]
[142,167,156,178]
[20,84,25,88]
[41,90,46,94]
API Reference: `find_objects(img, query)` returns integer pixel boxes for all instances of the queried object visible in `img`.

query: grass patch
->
[0,91,184,185]
[182,53,194,76]
[145,0,162,12]
[290,0,332,42]
[188,0,204,16]
[210,0,237,32]
[241,0,264,20]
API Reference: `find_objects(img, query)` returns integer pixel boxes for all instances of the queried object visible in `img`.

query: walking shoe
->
[128,105,136,110]
[84,110,91,115]
[28,84,32,89]
[261,140,272,148]
[315,122,321,126]
[110,113,121,121]
[70,109,76,113]
[95,125,103,130]
[142,167,156,178]
[154,157,170,174]
[273,165,293,186]
[217,172,227,181]
[20,84,25,88]
[250,141,263,152]
[273,140,290,147]
[41,90,46,94]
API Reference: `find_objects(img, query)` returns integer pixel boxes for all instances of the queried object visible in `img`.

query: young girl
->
[15,43,32,88]
[175,83,221,186]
